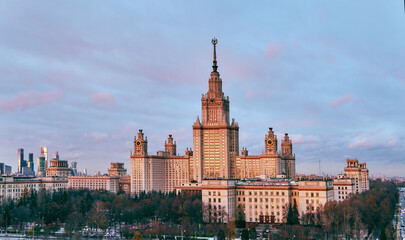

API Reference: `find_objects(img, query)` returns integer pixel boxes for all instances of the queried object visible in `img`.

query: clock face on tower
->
[136,141,141,146]
[267,139,273,145]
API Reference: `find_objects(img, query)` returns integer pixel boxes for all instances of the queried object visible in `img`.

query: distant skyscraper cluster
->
[36,147,48,177]
[17,148,34,176]
[0,162,11,175]
[11,147,81,178]
[1,147,131,202]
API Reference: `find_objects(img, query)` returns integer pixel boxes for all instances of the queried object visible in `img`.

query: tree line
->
[0,179,399,239]
[0,189,203,238]
[279,179,399,239]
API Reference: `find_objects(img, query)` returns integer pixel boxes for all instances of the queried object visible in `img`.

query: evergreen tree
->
[236,204,246,228]
[292,199,300,225]
[379,226,387,240]
[287,203,293,225]
[217,229,226,240]
[249,227,257,239]
[241,229,249,240]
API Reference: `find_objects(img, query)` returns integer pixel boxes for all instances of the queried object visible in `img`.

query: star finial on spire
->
[212,38,218,72]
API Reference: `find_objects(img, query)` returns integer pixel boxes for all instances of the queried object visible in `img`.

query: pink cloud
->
[0,90,63,112]
[265,43,284,59]
[331,94,354,108]
[91,92,115,106]
[384,138,398,147]
[348,137,376,149]
[83,131,109,143]
[290,134,320,145]
[246,89,271,99]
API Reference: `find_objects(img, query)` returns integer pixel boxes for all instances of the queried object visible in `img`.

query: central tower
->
[192,39,239,182]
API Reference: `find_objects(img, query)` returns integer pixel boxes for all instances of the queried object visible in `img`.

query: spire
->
[206,38,224,100]
[212,38,218,72]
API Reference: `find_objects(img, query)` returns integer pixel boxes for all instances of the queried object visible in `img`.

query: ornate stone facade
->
[344,159,369,193]
[130,131,191,194]
[130,39,296,194]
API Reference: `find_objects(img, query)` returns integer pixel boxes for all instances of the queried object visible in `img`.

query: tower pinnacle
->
[212,38,218,72]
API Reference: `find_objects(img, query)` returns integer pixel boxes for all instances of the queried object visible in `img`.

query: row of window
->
[208,191,221,196]
[237,191,286,196]
[248,205,285,210]
[306,199,320,204]
[208,198,221,203]
[238,197,286,203]
[305,192,320,197]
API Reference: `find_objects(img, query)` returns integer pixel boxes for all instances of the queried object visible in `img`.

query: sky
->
[0,1,404,177]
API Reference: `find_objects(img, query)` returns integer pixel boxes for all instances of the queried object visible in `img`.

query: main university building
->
[130,39,295,193]
[130,39,368,223]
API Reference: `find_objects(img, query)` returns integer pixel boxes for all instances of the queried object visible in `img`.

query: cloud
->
[91,92,115,106]
[83,131,109,143]
[290,134,320,145]
[384,138,398,147]
[348,137,376,149]
[331,94,354,108]
[0,90,64,112]
[246,89,271,99]
[265,43,284,59]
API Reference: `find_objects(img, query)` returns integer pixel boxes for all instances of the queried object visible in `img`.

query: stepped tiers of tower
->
[344,158,369,193]
[130,39,296,194]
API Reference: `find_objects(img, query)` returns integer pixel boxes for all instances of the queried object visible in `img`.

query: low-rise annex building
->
[68,176,120,194]
[0,175,68,203]
[333,174,355,202]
